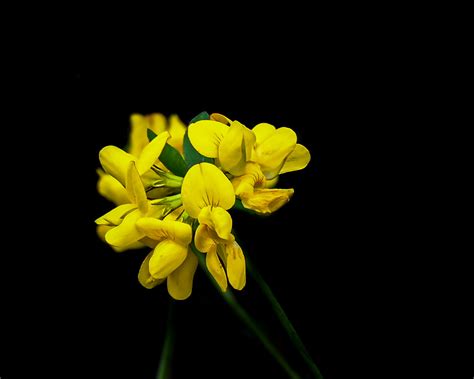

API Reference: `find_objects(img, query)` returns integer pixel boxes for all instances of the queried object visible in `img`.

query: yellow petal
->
[198,206,232,241]
[95,204,137,226]
[181,163,235,218]
[96,224,111,241]
[148,113,167,135]
[225,241,246,290]
[194,224,214,253]
[128,114,150,158]
[105,209,145,247]
[126,161,148,214]
[210,113,232,125]
[252,123,276,145]
[264,176,279,189]
[241,188,294,214]
[138,251,166,289]
[136,131,170,174]
[149,240,188,279]
[206,245,228,292]
[99,146,136,186]
[280,144,311,174]
[114,241,146,253]
[167,114,186,153]
[255,127,297,179]
[167,251,198,300]
[218,121,256,176]
[163,206,185,222]
[187,120,229,158]
[231,162,266,198]
[97,170,130,205]
[146,204,167,219]
[136,218,192,246]
[97,225,146,252]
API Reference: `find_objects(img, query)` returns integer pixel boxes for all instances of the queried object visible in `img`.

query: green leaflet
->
[147,128,158,142]
[189,111,210,124]
[159,144,187,177]
[183,130,213,168]
[148,129,187,177]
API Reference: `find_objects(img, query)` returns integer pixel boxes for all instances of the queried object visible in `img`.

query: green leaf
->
[147,128,158,141]
[183,130,213,168]
[159,143,188,177]
[189,111,210,124]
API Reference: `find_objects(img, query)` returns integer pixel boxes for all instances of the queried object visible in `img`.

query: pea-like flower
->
[97,113,186,205]
[187,115,310,214]
[135,212,198,300]
[128,113,186,156]
[95,161,170,248]
[181,162,246,291]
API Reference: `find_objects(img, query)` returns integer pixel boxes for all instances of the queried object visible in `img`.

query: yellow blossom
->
[129,113,186,156]
[99,131,170,187]
[181,163,246,291]
[97,114,185,206]
[135,214,197,300]
[96,168,129,206]
[188,116,310,214]
[95,161,169,248]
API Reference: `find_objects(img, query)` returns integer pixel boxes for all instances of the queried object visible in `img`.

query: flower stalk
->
[156,300,175,379]
[246,255,324,379]
[190,243,302,379]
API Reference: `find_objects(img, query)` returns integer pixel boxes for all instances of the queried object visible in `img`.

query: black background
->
[1,69,391,379]
[3,61,463,379]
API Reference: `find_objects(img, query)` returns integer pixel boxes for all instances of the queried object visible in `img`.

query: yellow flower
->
[96,168,129,206]
[181,163,246,292]
[95,161,169,248]
[252,122,310,179]
[97,114,185,206]
[98,131,183,199]
[129,113,186,156]
[135,214,198,300]
[96,224,146,253]
[99,131,170,187]
[188,116,310,214]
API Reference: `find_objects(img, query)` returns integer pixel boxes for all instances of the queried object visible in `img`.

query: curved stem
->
[246,256,324,379]
[156,300,175,379]
[191,243,301,379]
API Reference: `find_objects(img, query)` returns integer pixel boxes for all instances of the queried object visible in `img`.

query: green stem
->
[156,300,175,379]
[190,243,301,379]
[246,256,324,379]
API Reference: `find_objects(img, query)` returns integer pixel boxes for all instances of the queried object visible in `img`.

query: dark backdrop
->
[1,70,401,379]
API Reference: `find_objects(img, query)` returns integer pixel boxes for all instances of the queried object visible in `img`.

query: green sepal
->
[183,130,213,168]
[147,128,158,141]
[189,111,210,124]
[147,128,187,177]
[159,143,188,177]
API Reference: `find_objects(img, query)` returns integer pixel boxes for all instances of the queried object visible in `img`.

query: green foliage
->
[159,144,188,177]
[183,130,213,168]
[189,111,210,124]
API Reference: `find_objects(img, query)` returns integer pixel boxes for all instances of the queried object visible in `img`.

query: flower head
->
[187,115,310,214]
[95,111,310,300]
[136,211,198,300]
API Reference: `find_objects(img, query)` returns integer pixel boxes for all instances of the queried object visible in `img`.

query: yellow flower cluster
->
[95,112,310,300]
